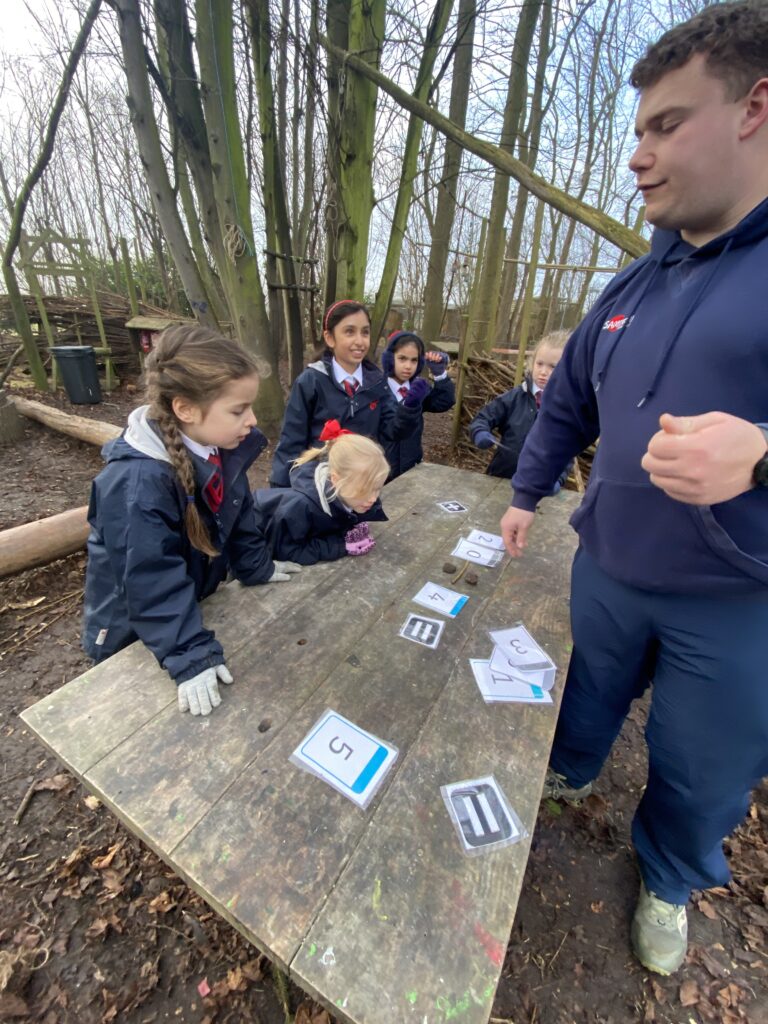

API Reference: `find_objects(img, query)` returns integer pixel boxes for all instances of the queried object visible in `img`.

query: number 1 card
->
[291,709,398,809]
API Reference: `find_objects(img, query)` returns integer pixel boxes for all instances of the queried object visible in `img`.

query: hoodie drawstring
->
[636,238,733,408]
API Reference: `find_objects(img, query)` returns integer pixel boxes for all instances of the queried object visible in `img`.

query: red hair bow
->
[319,419,353,442]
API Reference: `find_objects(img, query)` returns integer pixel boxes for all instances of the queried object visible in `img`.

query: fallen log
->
[0,506,89,579]
[11,396,121,447]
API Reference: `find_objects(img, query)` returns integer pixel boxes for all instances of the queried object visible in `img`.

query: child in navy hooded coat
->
[254,422,389,564]
[469,330,570,480]
[381,330,455,479]
[82,326,301,717]
[269,300,420,486]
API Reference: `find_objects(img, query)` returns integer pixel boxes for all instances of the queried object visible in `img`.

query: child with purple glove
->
[252,421,389,564]
[381,330,455,479]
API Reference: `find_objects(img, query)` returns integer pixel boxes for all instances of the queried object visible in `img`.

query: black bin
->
[52,345,102,404]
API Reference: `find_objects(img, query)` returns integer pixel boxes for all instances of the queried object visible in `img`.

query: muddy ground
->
[1,374,766,1024]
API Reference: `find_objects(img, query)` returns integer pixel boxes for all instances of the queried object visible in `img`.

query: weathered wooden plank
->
[169,477,513,968]
[55,468,499,849]
[292,493,579,1024]
[20,464,496,776]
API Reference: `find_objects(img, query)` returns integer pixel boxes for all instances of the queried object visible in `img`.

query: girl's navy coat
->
[469,378,538,478]
[269,353,419,486]
[253,461,387,565]
[381,334,455,479]
[82,407,274,682]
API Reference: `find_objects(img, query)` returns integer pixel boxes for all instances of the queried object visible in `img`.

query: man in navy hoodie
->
[500,1,768,976]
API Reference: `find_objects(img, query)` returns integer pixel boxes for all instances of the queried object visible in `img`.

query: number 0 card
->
[291,709,398,809]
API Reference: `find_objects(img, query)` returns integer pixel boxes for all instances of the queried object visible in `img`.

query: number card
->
[399,613,445,649]
[488,622,556,689]
[436,500,468,513]
[469,658,553,705]
[466,529,505,551]
[441,776,526,856]
[412,582,468,618]
[291,709,398,809]
[451,537,504,568]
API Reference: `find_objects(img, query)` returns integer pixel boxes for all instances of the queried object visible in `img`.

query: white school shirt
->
[181,433,218,460]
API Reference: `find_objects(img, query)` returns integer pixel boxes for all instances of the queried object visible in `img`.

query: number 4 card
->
[412,582,469,618]
[290,709,398,809]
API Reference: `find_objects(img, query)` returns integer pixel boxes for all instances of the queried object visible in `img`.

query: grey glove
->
[177,663,233,716]
[268,560,302,582]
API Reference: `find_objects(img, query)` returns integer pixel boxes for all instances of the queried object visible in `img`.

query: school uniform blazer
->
[269,353,420,486]
[384,375,456,480]
[82,414,274,682]
[253,461,387,565]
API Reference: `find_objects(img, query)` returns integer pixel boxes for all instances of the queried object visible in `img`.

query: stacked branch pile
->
[0,292,180,377]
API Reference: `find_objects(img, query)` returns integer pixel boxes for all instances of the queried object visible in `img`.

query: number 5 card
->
[290,709,398,809]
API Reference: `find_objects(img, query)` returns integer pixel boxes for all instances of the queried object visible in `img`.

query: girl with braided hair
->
[82,325,301,716]
[253,420,389,564]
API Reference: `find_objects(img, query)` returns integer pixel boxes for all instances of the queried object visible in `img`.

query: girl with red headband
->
[254,420,389,563]
[269,300,419,486]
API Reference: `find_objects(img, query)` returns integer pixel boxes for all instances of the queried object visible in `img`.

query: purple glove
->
[474,430,496,450]
[345,522,376,556]
[403,377,431,407]
[426,350,449,374]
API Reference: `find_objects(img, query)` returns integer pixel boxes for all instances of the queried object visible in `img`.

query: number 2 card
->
[291,709,398,809]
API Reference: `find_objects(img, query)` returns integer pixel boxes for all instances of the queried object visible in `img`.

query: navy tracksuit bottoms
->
[551,547,768,905]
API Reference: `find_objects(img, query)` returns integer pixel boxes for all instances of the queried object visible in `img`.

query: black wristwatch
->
[753,426,768,488]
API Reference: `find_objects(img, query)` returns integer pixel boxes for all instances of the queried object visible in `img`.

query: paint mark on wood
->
[473,922,504,966]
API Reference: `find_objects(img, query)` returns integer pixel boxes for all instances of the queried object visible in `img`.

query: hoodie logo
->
[603,314,633,333]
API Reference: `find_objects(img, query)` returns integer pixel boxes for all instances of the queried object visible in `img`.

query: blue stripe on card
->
[530,685,544,699]
[449,596,468,616]
[352,745,388,793]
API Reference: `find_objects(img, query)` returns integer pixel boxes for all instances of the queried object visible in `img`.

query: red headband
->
[319,419,353,443]
[323,299,359,332]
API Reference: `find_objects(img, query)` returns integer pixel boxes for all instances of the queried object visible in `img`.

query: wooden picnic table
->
[22,463,579,1024]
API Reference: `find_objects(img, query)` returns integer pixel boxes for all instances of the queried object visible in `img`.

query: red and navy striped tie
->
[205,451,224,512]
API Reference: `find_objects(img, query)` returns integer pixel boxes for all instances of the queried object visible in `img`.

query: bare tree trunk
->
[369,0,455,348]
[113,0,217,326]
[324,0,386,305]
[472,0,542,352]
[319,35,649,259]
[194,0,284,429]
[297,0,318,259]
[2,0,103,390]
[247,0,305,381]
[420,0,475,347]
[494,0,552,346]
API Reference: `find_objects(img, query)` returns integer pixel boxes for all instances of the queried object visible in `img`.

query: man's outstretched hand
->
[641,412,766,505]
[500,506,535,557]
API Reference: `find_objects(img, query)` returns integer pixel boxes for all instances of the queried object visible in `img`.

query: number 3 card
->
[291,709,398,809]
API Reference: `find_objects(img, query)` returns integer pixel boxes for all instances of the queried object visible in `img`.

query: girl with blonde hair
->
[253,420,390,563]
[82,324,300,717]
[470,330,571,481]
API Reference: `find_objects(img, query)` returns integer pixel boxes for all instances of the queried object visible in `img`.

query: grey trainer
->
[542,767,593,804]
[631,882,688,975]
